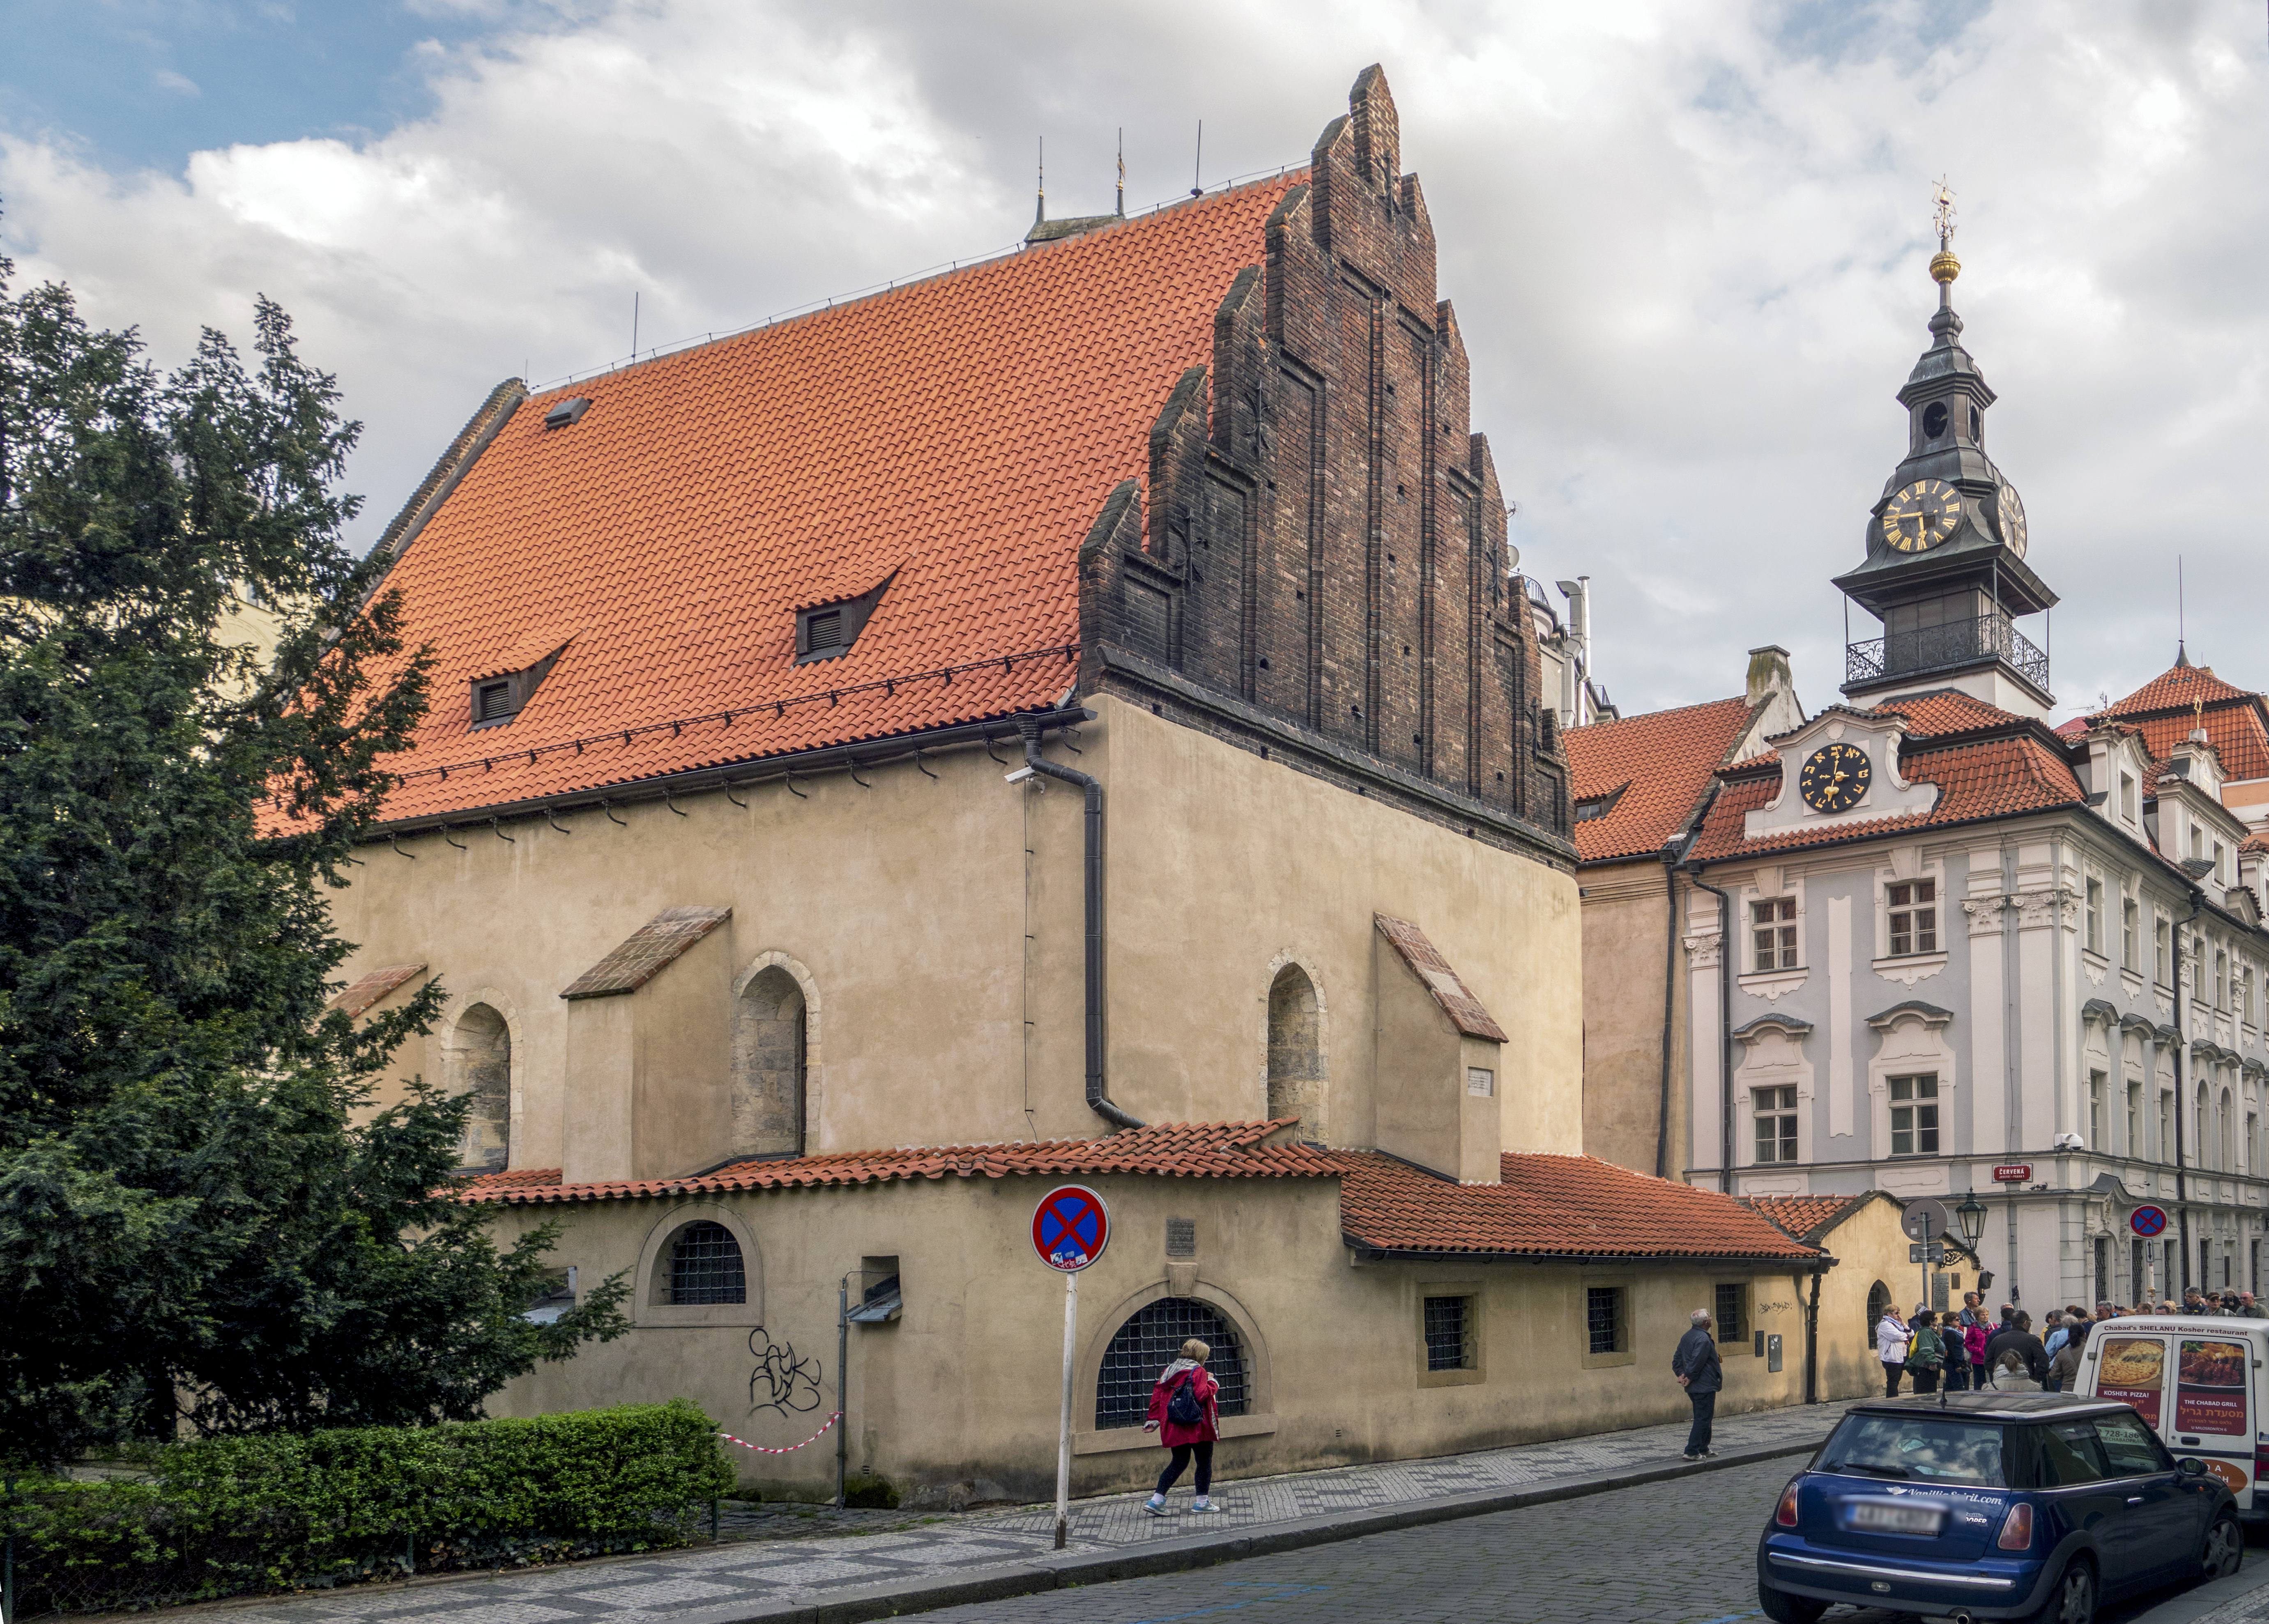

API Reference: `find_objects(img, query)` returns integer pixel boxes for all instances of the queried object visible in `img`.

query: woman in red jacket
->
[1141,1337,1221,1515]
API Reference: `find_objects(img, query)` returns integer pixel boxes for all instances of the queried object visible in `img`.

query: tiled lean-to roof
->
[559,906,731,1000]
[361,174,1302,825]
[1338,1152,1822,1262]
[1373,914,1507,1041]
[326,962,427,1020]
[1742,1192,1876,1245]
[1566,695,1760,864]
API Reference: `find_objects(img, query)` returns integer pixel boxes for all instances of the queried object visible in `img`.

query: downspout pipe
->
[1656,842,1684,1180]
[1017,717,1144,1131]
[2175,883,2205,1288]
[1803,1266,1824,1405]
[1684,862,1737,1192]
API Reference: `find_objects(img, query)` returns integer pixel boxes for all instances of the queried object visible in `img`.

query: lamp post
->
[1956,1194,1989,1312]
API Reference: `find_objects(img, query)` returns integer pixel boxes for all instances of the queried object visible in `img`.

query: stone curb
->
[657,1435,1825,1624]
[2133,1549,2269,1624]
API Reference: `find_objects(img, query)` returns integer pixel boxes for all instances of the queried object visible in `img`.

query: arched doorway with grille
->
[1866,1279,1891,1350]
[1093,1295,1256,1432]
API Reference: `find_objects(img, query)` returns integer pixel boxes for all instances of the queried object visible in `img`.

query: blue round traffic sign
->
[2130,1204,2168,1238]
[1033,1184,1111,1272]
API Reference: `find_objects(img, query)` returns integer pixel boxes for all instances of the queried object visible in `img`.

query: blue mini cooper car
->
[1758,1393,2241,1624]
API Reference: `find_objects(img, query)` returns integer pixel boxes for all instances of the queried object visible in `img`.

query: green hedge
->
[7,1400,735,1614]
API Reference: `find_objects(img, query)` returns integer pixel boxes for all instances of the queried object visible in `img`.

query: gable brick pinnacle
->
[560,906,730,1000]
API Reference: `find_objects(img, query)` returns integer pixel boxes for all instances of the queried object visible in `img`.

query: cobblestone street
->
[914,1457,2246,1624]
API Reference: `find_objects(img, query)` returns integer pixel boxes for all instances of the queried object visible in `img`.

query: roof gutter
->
[1015,716,1143,1132]
[1343,1239,1826,1268]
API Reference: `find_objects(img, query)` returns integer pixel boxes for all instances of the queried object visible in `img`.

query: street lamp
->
[1956,1194,1987,1247]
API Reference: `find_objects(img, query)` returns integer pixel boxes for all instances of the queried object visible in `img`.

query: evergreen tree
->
[0,261,625,1467]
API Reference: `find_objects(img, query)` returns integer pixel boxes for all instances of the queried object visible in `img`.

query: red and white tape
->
[718,1412,843,1454]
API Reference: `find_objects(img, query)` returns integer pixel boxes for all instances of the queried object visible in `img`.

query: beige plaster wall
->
[329,695,1581,1173]
[488,1171,1811,1507]
[1579,861,1688,1176]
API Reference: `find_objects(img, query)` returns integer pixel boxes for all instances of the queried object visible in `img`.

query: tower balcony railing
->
[1846,613,2048,691]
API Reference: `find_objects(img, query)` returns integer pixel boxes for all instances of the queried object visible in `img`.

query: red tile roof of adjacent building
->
[1742,1192,1874,1244]
[457,1120,1347,1204]
[1566,696,1759,864]
[2094,663,2269,784]
[2099,663,2255,718]
[1338,1152,1821,1261]
[361,175,1302,824]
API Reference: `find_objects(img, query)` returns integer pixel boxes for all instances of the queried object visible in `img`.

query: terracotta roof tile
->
[1869,690,2018,738]
[1690,733,2084,861]
[1340,1152,1821,1261]
[1567,696,1758,863]
[1742,1193,1869,1244]
[327,962,426,1020]
[1374,914,1507,1041]
[559,905,731,1000]
[362,176,1303,823]
[2100,663,2256,718]
[458,1120,1347,1205]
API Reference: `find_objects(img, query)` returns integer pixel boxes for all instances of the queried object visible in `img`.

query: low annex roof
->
[1742,1192,1882,1246]
[1337,1152,1823,1262]
[1566,695,1760,864]
[360,174,1302,825]
[456,1120,1348,1205]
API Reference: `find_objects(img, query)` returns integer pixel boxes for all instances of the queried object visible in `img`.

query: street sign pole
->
[1055,1269,1078,1550]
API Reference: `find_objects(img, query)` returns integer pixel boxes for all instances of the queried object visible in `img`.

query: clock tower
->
[1834,184,2056,718]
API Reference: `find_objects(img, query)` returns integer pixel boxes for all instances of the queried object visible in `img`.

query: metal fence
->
[1846,613,2048,690]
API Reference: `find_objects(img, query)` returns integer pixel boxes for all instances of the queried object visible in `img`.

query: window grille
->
[1423,1296,1473,1371]
[1887,880,1937,957]
[1714,1283,1746,1345]
[1889,1074,1939,1156]
[805,609,842,651]
[666,1221,746,1305]
[1754,1085,1799,1164]
[1752,898,1797,971]
[1586,1286,1622,1355]
[1094,1297,1248,1430]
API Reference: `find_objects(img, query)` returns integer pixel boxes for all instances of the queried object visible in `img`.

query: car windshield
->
[1820,1415,2006,1486]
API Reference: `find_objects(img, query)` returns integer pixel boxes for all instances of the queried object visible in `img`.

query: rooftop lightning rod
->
[1190,120,1202,197]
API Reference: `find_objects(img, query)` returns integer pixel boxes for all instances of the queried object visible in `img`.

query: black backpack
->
[1166,1373,1205,1427]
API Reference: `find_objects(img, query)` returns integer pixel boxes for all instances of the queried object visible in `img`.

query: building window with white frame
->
[2121,771,2139,823]
[1887,880,1937,957]
[1888,1074,1939,1156]
[2085,878,2103,955]
[2216,950,2228,1009]
[2160,1091,2175,1164]
[2248,1109,2259,1175]
[2089,1071,2106,1152]
[2124,897,2140,972]
[2156,916,2172,987]
[1752,897,1797,971]
[1754,1085,1799,1164]
[2126,1080,2142,1157]
[2215,840,2228,886]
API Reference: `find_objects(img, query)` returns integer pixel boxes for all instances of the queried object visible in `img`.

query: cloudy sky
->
[4,0,2262,719]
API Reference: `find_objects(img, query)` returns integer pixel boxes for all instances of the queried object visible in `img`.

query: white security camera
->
[1004,766,1036,785]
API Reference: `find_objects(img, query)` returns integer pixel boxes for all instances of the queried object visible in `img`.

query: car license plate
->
[1848,1500,1945,1534]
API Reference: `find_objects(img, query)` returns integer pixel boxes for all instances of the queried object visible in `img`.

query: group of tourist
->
[1875,1288,2269,1397]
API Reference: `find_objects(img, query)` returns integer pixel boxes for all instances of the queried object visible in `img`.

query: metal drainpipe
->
[2175,885,2205,1289]
[1803,1268,1823,1405]
[1656,843,1683,1180]
[1017,717,1144,1131]
[1685,863,1737,1192]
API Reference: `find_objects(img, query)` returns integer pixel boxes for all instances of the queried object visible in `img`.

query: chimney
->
[1747,645,1794,708]
[1556,577,1591,727]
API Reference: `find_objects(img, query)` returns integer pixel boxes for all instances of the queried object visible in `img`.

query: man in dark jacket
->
[1982,1312,2051,1388]
[1673,1308,1723,1460]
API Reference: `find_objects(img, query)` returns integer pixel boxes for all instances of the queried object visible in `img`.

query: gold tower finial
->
[1929,176,1961,285]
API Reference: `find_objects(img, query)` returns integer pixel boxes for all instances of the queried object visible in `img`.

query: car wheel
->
[2200,1511,2244,1581]
[2026,1560,2094,1624]
[1756,1582,1827,1624]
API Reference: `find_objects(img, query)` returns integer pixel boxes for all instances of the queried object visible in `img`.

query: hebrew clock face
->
[1798,743,1871,814]
[1880,479,1963,553]
[1997,482,2028,557]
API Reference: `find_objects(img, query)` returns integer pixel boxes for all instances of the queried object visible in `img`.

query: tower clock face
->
[1997,481,2029,557]
[1798,743,1871,814]
[1880,480,1963,552]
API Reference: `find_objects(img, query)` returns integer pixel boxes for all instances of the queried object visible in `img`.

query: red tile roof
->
[1691,698,2085,862]
[1339,1152,1820,1261]
[1742,1193,1872,1244]
[2095,664,2269,783]
[458,1120,1346,1205]
[1374,914,1507,1041]
[362,175,1303,824]
[559,905,731,1000]
[2100,663,2255,718]
[1567,696,1758,863]
[327,962,426,1020]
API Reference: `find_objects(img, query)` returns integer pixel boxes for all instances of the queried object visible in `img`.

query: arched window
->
[2220,1089,2234,1173]
[449,1004,511,1171]
[1095,1297,1250,1430]
[666,1220,746,1305]
[1266,964,1326,1142]
[1866,1280,1891,1346]
[2200,1086,2211,1167]
[732,967,808,1157]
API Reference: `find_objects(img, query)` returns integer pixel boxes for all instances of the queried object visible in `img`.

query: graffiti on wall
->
[748,1325,823,1417]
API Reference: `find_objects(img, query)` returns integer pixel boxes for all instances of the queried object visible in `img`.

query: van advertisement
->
[2175,1340,2249,1437]
[2096,1336,2166,1426]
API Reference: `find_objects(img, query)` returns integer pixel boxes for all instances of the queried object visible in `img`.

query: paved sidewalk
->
[203,1399,1856,1624]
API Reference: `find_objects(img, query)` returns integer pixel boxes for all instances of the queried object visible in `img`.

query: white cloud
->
[3,0,2262,717]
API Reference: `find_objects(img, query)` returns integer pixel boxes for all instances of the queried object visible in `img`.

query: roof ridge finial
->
[1926,177,1963,343]
[1116,127,1125,219]
[1035,136,1045,228]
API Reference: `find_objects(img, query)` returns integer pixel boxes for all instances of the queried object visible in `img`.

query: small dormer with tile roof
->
[2072,720,2156,844]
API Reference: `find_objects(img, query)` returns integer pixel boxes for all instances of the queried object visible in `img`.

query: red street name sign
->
[1992,1164,2032,1183]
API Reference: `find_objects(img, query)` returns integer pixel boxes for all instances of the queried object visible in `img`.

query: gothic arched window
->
[1094,1297,1250,1430]
[1266,965,1325,1142]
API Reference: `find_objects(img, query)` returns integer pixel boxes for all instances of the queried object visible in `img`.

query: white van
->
[2074,1314,2269,1520]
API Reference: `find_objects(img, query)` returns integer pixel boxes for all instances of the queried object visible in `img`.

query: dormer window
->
[1573,784,1627,824]
[468,643,567,729]
[2121,771,2138,823]
[795,573,893,665]
[475,680,513,722]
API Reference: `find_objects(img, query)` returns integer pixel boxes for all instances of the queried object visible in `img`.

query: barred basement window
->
[1714,1283,1747,1346]
[1586,1286,1624,1355]
[1424,1296,1474,1371]
[666,1221,746,1305]
[1094,1297,1249,1430]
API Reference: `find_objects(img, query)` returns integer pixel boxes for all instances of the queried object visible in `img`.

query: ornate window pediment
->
[1742,708,1940,842]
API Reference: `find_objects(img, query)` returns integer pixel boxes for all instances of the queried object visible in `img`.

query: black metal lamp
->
[1956,1193,1988,1247]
